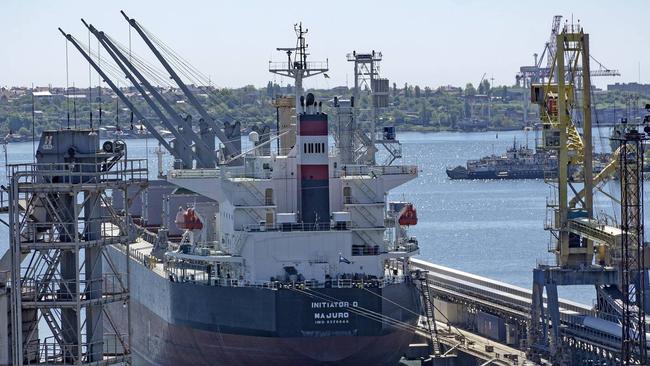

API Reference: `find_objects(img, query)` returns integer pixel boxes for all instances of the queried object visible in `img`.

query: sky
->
[0,0,648,90]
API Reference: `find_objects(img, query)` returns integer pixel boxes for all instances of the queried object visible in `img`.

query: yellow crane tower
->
[528,22,628,365]
[532,23,594,268]
[530,19,650,365]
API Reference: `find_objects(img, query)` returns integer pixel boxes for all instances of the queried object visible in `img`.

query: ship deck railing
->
[168,168,275,180]
[168,165,418,180]
[8,160,148,185]
[334,164,418,178]
[243,221,352,232]
[169,168,220,179]
[269,60,328,72]
[167,272,410,290]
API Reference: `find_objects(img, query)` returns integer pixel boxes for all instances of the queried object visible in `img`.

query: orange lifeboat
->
[175,207,203,230]
[398,203,418,226]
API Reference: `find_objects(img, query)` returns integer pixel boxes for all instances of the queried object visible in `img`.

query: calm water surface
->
[0,128,633,305]
[390,129,628,305]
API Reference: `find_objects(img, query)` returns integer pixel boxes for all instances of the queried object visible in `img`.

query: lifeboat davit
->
[398,203,418,226]
[175,207,203,230]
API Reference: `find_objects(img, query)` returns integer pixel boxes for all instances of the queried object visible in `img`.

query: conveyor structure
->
[410,259,646,365]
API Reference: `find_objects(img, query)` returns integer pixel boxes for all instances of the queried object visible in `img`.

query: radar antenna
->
[269,22,329,112]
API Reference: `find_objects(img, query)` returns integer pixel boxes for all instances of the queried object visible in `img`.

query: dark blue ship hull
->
[107,247,421,366]
[446,166,553,180]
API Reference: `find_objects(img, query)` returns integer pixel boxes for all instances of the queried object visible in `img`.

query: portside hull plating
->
[107,246,421,366]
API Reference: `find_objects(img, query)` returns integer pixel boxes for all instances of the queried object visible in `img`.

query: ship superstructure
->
[160,93,419,287]
[54,17,423,366]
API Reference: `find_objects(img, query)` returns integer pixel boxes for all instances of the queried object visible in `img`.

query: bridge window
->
[303,142,326,155]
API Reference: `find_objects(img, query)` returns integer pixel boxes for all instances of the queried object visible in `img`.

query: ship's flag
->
[339,254,351,264]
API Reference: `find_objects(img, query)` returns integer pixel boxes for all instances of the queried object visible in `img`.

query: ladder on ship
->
[417,270,442,357]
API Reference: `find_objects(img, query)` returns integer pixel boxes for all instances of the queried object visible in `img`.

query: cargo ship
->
[446,139,557,180]
[99,22,423,366]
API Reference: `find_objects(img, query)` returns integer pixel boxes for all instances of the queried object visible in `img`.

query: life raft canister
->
[398,203,418,226]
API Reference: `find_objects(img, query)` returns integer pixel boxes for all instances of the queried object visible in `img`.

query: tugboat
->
[446,139,557,180]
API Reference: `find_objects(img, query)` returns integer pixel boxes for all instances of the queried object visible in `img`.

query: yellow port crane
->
[531,23,595,267]
[529,21,649,366]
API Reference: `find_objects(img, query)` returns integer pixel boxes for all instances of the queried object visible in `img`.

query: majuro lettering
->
[311,301,359,325]
[314,312,349,319]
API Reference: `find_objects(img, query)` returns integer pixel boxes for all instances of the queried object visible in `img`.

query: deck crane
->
[83,20,216,168]
[120,11,241,164]
[529,21,648,365]
[58,28,192,167]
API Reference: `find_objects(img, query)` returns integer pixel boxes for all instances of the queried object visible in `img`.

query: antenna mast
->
[269,23,329,112]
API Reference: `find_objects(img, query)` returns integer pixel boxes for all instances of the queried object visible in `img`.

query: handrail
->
[169,168,219,179]
[9,160,148,184]
[168,273,410,289]
[243,221,350,232]
[268,61,328,71]
[334,165,418,178]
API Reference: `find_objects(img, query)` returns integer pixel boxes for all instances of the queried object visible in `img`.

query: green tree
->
[392,109,406,124]
[419,104,431,123]
[266,81,273,98]
[414,85,421,98]
[463,100,472,118]
[481,79,491,96]
[464,83,476,97]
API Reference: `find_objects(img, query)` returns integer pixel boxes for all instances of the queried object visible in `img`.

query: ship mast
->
[269,23,328,112]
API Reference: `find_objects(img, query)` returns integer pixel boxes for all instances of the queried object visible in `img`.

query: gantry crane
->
[528,21,649,365]
[517,15,620,88]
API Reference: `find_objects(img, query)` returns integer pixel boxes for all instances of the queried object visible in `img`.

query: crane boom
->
[58,27,183,165]
[84,21,207,168]
[120,10,240,162]
[84,21,216,168]
[546,15,563,69]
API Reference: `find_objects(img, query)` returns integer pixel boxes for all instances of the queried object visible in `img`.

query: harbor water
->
[0,128,636,305]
